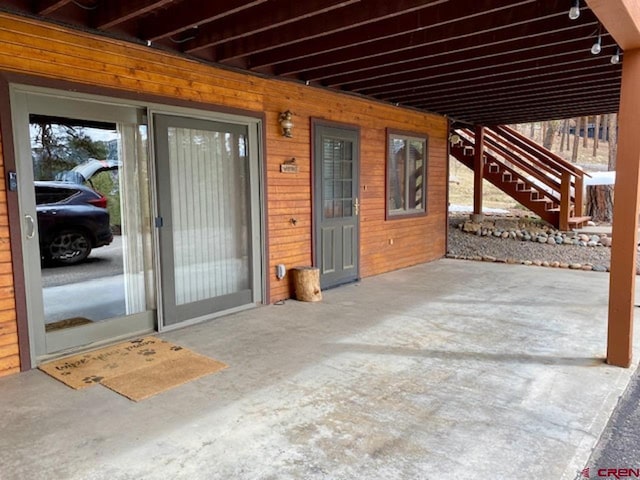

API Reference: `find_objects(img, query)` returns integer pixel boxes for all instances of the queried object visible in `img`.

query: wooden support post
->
[607,49,640,367]
[574,175,584,217]
[559,171,571,231]
[473,125,485,216]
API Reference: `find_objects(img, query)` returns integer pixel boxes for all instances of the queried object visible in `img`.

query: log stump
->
[292,266,322,302]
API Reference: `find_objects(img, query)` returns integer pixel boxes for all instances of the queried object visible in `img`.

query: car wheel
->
[46,229,92,265]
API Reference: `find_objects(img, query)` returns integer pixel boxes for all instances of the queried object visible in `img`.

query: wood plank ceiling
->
[1,0,621,125]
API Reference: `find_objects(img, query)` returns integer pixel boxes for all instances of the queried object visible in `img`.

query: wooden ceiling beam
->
[587,0,640,50]
[414,76,621,110]
[328,33,607,90]
[36,0,73,15]
[94,0,173,30]
[140,0,268,42]
[465,100,619,125]
[348,43,617,94]
[461,104,620,125]
[362,55,617,97]
[182,0,361,55]
[251,0,555,71]
[305,20,597,84]
[386,67,620,103]
[433,86,620,117]
[216,0,506,64]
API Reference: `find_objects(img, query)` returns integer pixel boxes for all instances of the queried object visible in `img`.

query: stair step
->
[531,199,554,210]
[569,216,592,228]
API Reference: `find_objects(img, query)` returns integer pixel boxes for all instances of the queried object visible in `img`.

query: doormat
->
[45,317,93,332]
[39,336,227,401]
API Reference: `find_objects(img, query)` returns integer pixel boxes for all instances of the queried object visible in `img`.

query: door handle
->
[354,197,360,216]
[25,214,35,239]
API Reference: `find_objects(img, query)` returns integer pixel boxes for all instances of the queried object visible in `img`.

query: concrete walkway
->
[1,259,638,480]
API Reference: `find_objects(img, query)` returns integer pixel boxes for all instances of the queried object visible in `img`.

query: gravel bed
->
[447,216,613,271]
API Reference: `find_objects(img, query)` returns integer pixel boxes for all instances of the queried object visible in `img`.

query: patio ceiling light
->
[591,27,602,55]
[569,0,580,20]
[611,47,621,64]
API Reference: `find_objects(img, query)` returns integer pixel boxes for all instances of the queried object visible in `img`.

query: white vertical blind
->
[119,123,149,315]
[167,127,249,305]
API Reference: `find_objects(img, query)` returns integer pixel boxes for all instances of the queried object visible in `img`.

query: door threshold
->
[36,327,156,366]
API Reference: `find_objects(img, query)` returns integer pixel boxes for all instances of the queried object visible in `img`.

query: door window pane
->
[29,114,151,330]
[322,138,354,219]
[167,127,250,305]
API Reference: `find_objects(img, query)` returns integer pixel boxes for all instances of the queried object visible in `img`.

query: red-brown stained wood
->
[0,118,18,377]
[0,13,448,375]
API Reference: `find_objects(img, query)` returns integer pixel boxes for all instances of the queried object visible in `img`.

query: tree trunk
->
[560,119,568,152]
[593,114,600,157]
[529,122,535,139]
[608,113,618,170]
[586,185,614,223]
[582,116,589,148]
[542,121,555,149]
[571,117,580,163]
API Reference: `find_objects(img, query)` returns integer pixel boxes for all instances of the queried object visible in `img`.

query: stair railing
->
[454,125,590,230]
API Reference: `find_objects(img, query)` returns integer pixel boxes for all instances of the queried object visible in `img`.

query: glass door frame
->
[148,108,265,332]
[10,85,156,361]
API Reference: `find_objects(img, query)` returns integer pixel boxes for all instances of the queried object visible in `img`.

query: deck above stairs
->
[450,125,591,230]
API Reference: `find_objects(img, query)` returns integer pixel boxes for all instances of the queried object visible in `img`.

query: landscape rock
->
[448,215,631,275]
[463,222,481,233]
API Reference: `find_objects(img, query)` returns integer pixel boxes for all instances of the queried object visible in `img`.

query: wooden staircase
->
[450,125,591,230]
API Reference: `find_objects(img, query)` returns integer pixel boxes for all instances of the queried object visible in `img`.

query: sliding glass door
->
[11,88,155,359]
[153,113,262,328]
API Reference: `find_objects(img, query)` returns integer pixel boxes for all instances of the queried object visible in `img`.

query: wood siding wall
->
[0,13,447,376]
[0,130,19,376]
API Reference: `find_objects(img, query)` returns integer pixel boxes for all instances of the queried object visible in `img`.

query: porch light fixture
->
[568,0,580,20]
[591,27,602,55]
[279,110,294,137]
[611,47,621,64]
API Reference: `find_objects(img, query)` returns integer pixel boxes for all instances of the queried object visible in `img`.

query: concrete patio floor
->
[1,259,639,480]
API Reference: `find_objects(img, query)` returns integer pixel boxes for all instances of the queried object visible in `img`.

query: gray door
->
[154,114,257,327]
[314,124,360,289]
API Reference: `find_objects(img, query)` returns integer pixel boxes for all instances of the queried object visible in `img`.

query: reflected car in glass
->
[35,181,113,266]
